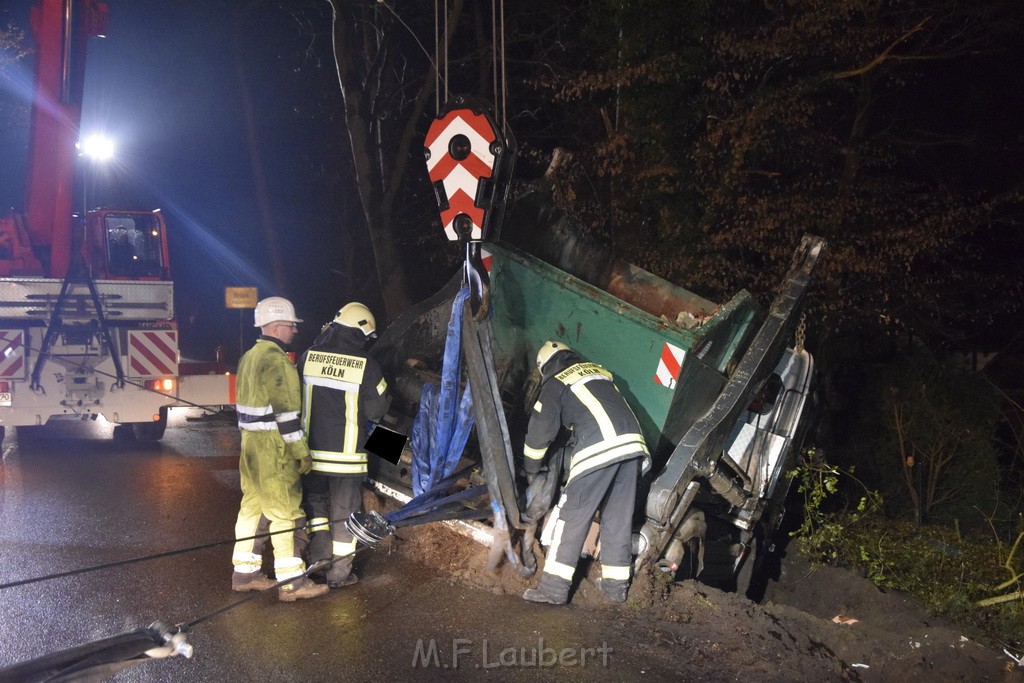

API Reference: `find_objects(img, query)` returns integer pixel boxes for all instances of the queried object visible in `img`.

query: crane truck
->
[0,0,232,445]
[357,100,825,596]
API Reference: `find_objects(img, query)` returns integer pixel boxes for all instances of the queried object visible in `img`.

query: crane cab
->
[86,209,170,280]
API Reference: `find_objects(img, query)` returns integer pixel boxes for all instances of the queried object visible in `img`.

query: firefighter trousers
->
[304,473,362,581]
[232,432,309,581]
[537,457,640,600]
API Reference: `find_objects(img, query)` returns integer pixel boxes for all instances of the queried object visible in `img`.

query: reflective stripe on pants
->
[303,473,362,579]
[232,431,308,573]
[539,458,639,596]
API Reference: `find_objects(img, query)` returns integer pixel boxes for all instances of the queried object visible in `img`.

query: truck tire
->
[130,407,168,442]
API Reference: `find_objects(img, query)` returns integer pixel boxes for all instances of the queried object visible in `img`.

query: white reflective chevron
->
[425,116,495,173]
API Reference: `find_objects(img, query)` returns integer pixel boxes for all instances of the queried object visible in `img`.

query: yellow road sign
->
[225,287,258,309]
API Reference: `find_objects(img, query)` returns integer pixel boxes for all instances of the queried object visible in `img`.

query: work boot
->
[329,569,362,589]
[327,573,359,589]
[596,578,628,604]
[278,577,329,602]
[231,571,277,592]
[522,588,568,606]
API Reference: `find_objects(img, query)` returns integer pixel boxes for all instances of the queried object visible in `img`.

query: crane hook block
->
[424,98,512,243]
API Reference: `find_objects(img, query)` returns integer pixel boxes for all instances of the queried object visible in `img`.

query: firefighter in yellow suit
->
[230,296,328,602]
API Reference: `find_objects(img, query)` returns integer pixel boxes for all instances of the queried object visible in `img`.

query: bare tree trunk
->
[892,404,922,524]
[326,0,468,321]
[327,0,409,319]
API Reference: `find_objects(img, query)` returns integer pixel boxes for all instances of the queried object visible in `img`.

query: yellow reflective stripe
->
[533,400,543,413]
[544,559,576,581]
[570,382,615,439]
[274,557,305,580]
[344,390,359,453]
[524,445,547,460]
[311,451,367,463]
[312,462,368,475]
[377,377,388,395]
[568,446,643,482]
[311,447,368,475]
[602,564,631,581]
[544,518,576,580]
[569,438,647,481]
[308,517,330,533]
[333,539,358,556]
[571,432,649,464]
[301,383,312,432]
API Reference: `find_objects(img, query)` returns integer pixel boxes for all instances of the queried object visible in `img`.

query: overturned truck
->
[363,102,825,599]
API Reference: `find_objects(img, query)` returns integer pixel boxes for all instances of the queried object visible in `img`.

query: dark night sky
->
[1,0,370,362]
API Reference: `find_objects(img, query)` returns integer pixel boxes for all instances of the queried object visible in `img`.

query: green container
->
[486,242,764,463]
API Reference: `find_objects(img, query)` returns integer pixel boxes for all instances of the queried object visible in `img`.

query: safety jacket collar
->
[258,335,288,352]
[307,324,367,355]
[540,349,585,382]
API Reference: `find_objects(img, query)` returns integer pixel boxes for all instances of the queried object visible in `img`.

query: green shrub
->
[790,452,1024,649]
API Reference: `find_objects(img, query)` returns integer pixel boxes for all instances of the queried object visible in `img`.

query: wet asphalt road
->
[0,412,682,682]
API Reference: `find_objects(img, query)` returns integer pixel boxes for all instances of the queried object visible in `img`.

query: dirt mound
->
[364,490,1023,681]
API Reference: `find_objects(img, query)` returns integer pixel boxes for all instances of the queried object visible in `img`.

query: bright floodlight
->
[80,134,115,161]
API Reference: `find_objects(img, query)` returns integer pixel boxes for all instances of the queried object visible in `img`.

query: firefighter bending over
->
[522,341,650,605]
[231,296,328,602]
[299,302,390,588]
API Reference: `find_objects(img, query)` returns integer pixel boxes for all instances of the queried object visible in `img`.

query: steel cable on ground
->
[174,550,367,633]
[1,472,491,591]
[0,517,339,591]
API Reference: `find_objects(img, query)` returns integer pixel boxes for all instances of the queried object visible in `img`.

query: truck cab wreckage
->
[358,98,826,596]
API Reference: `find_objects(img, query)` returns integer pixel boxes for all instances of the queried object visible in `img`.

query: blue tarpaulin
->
[410,287,475,496]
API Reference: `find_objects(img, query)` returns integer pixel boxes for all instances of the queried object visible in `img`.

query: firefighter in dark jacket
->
[299,302,390,588]
[231,296,328,602]
[522,341,651,605]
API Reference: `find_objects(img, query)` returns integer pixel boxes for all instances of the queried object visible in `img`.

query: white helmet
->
[334,302,376,337]
[536,340,571,371]
[253,296,302,328]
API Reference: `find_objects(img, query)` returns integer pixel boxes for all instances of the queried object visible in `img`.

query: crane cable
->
[434,0,506,126]
[487,0,508,132]
[434,0,440,113]
[435,0,449,114]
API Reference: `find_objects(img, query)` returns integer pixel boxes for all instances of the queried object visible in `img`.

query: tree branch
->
[833,17,930,79]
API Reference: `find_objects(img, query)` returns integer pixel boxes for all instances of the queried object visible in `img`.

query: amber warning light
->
[146,378,175,393]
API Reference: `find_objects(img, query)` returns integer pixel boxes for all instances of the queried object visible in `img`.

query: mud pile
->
[362,489,1022,681]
